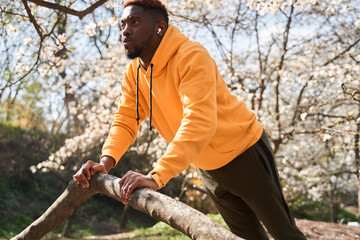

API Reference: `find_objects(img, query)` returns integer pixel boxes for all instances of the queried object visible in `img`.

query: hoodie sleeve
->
[149,46,218,186]
[101,68,146,165]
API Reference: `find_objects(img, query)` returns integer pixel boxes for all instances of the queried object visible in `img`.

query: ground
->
[296,219,360,240]
[82,219,360,239]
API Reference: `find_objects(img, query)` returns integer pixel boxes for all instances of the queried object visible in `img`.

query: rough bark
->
[12,173,242,240]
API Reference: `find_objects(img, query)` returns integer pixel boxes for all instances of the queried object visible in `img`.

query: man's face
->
[121,5,156,59]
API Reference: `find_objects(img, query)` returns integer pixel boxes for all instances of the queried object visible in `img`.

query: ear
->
[156,21,168,37]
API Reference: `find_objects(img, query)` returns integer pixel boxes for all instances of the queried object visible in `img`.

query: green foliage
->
[130,222,190,239]
[0,175,60,239]
[0,124,68,238]
[207,214,229,230]
[0,123,66,176]
[0,214,33,239]
[291,198,359,223]
[292,201,332,221]
[338,208,360,223]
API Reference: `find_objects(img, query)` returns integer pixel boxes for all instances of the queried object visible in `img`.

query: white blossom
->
[84,22,97,36]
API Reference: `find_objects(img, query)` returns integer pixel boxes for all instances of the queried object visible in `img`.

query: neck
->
[139,36,163,70]
[139,56,152,70]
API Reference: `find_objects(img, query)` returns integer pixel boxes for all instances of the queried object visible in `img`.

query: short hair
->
[123,0,169,24]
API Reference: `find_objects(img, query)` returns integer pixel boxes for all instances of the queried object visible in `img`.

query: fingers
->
[123,182,136,204]
[119,171,137,205]
[77,172,89,188]
[119,171,158,205]
[73,160,96,188]
[83,162,91,181]
[90,164,108,176]
[119,171,129,204]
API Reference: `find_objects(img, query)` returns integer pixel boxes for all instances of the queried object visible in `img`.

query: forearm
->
[100,155,116,172]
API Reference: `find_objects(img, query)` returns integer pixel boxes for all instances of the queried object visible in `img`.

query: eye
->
[131,20,138,25]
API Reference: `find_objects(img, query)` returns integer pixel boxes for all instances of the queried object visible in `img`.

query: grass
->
[101,214,229,240]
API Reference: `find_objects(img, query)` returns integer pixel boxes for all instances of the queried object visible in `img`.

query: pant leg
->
[249,132,306,239]
[199,166,269,239]
[198,131,307,240]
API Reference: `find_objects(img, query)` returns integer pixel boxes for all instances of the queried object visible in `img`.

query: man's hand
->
[73,156,115,188]
[119,171,159,204]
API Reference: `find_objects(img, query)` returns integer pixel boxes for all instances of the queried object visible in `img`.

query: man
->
[73,0,306,239]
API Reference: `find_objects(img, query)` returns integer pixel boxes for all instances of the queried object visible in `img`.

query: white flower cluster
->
[279,134,358,202]
[245,0,324,15]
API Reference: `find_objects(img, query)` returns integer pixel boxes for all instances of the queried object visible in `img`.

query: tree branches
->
[22,0,44,40]
[26,0,110,19]
[3,0,111,94]
[342,83,360,103]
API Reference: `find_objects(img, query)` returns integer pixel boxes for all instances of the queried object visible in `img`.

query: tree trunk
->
[330,202,339,223]
[119,204,130,229]
[61,205,79,237]
[12,173,242,240]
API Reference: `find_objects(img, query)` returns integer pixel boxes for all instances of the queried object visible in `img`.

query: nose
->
[122,24,131,36]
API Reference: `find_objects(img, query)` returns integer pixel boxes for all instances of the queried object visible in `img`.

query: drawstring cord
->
[136,64,140,125]
[135,63,153,132]
[149,63,153,132]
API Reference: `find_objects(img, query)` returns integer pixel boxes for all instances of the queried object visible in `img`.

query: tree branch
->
[13,173,241,240]
[273,3,295,153]
[27,0,109,19]
[323,38,360,66]
[22,0,44,40]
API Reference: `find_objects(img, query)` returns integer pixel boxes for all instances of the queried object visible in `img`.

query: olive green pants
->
[197,131,306,240]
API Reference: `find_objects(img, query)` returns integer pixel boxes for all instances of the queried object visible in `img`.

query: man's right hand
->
[73,156,115,188]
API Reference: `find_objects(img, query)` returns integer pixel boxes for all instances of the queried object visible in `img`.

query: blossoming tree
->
[1,0,359,224]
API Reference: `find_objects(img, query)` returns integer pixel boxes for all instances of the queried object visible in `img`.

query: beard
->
[124,33,153,60]
[125,45,144,59]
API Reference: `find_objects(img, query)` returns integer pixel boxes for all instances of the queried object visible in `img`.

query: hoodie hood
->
[142,24,188,76]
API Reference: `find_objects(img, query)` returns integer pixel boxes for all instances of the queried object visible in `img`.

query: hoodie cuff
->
[149,163,176,188]
[148,173,164,189]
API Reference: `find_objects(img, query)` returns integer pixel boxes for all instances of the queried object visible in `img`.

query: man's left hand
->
[119,170,159,204]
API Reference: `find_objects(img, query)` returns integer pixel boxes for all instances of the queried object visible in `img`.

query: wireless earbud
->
[157,28,161,34]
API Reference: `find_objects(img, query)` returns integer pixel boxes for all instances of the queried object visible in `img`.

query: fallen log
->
[12,173,242,240]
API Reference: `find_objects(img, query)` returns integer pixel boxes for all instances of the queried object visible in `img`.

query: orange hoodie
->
[102,25,263,187]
